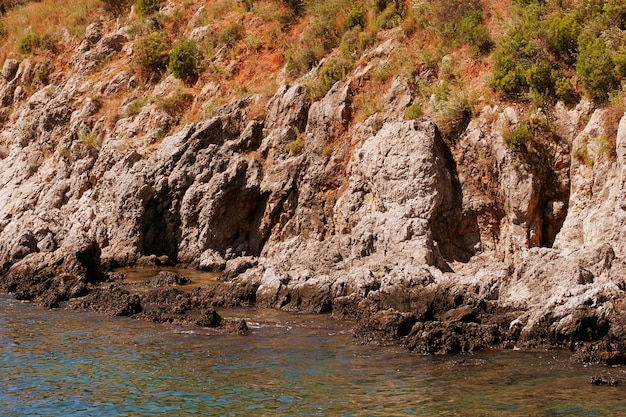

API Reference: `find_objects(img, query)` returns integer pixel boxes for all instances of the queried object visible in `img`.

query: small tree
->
[576,37,617,102]
[169,40,203,80]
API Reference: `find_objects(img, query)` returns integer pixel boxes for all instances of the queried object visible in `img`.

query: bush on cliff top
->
[102,0,134,17]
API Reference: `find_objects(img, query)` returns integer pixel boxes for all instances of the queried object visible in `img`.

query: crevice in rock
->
[538,139,571,248]
[431,130,479,264]
[540,199,569,248]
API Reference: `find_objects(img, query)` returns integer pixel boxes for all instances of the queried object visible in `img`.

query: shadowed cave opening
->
[203,186,269,257]
[140,193,182,261]
[139,183,270,262]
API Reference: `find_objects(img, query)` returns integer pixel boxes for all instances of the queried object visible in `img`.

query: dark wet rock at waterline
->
[75,285,142,317]
[149,271,191,287]
[589,375,619,386]
[195,308,222,327]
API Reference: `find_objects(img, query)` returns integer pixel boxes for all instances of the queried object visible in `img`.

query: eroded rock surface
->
[1,22,626,362]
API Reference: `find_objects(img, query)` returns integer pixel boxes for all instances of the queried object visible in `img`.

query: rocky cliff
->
[1,19,626,364]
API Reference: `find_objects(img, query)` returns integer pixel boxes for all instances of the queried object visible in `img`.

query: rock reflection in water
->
[1,294,625,416]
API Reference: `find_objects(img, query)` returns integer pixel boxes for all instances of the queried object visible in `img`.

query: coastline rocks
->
[0,235,103,308]
[404,321,501,355]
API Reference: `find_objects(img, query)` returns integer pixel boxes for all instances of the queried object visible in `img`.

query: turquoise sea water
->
[1,293,625,416]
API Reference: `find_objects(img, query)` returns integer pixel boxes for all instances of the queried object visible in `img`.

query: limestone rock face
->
[2,20,626,361]
[335,120,454,267]
[554,109,626,256]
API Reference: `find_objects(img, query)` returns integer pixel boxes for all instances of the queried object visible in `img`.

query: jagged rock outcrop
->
[2,20,626,363]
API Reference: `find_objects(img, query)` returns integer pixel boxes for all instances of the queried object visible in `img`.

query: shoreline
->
[2,260,624,367]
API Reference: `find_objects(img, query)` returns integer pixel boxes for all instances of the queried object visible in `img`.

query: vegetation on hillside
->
[0,0,625,142]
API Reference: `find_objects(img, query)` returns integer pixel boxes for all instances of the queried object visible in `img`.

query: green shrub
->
[490,0,626,102]
[275,8,299,31]
[547,14,581,60]
[40,33,58,53]
[156,87,192,118]
[18,32,40,55]
[135,31,170,75]
[602,0,626,27]
[491,27,545,97]
[431,88,473,138]
[285,126,304,154]
[458,9,492,55]
[597,134,617,159]
[169,39,203,80]
[574,143,593,166]
[489,1,554,98]
[346,4,366,29]
[78,127,100,147]
[35,64,51,85]
[308,0,355,54]
[285,41,321,77]
[285,137,304,154]
[430,0,491,54]
[136,0,161,16]
[576,36,618,102]
[525,60,557,95]
[439,95,472,137]
[373,0,402,14]
[282,0,304,16]
[125,97,149,117]
[503,123,531,152]
[614,46,626,77]
[554,75,575,101]
[377,3,402,29]
[340,26,372,62]
[405,102,423,120]
[308,57,351,99]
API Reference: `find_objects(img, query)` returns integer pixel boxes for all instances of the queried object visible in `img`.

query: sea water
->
[1,294,625,416]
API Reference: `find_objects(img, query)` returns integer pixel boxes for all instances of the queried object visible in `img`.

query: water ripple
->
[1,294,625,416]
